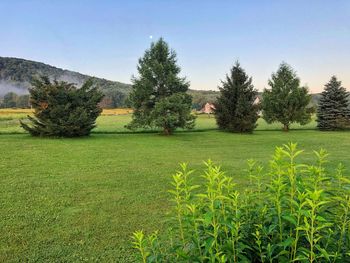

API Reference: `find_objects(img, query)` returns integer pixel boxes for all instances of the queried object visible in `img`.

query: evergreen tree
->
[262,62,311,131]
[20,76,103,137]
[316,76,350,130]
[214,61,259,132]
[152,93,195,135]
[127,38,195,134]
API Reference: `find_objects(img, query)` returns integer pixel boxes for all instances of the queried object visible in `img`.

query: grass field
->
[1,110,349,262]
[0,108,317,134]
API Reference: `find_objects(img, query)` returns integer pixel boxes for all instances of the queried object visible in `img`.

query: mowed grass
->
[0,111,349,262]
[0,111,317,134]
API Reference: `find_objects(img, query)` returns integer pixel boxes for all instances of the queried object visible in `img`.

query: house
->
[200,102,216,114]
[254,96,261,105]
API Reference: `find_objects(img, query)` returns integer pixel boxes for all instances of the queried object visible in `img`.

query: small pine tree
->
[262,62,311,131]
[317,76,350,130]
[215,61,259,132]
[127,38,195,135]
[20,76,103,137]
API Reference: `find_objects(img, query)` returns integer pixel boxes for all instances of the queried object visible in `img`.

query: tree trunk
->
[283,124,289,132]
[163,127,171,135]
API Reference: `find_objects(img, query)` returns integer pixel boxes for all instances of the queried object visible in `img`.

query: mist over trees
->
[0,92,30,108]
[0,56,131,108]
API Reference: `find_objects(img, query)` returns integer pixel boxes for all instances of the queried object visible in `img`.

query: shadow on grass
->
[0,127,219,136]
[0,127,325,137]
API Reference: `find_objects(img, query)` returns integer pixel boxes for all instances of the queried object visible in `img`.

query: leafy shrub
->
[132,143,350,262]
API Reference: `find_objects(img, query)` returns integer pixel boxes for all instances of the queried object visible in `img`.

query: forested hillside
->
[0,56,131,108]
[0,56,321,109]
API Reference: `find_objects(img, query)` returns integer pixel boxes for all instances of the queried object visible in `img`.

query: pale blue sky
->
[0,0,349,92]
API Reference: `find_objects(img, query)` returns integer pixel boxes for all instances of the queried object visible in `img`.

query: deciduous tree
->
[3,92,18,108]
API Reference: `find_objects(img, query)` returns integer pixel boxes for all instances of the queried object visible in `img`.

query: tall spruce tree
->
[127,38,195,135]
[20,76,103,137]
[262,62,311,131]
[317,76,350,130]
[215,61,259,132]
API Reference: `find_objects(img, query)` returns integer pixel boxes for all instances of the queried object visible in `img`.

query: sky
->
[0,0,349,93]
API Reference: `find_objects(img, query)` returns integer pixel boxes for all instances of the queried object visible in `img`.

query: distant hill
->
[0,56,322,109]
[0,56,220,109]
[0,56,132,107]
[190,90,321,110]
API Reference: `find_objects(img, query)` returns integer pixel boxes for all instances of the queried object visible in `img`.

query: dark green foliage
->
[20,76,103,137]
[215,62,259,132]
[128,38,195,134]
[2,92,18,108]
[133,143,350,262]
[152,93,196,135]
[262,62,312,131]
[0,56,131,107]
[317,76,350,130]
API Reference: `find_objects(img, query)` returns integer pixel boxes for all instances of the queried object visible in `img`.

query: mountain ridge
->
[0,56,321,109]
[0,56,135,107]
[0,56,131,93]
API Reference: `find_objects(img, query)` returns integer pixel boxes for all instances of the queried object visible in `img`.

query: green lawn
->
[0,113,317,134]
[0,115,349,262]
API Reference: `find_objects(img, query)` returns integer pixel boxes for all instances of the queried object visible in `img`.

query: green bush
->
[20,76,103,137]
[132,143,350,262]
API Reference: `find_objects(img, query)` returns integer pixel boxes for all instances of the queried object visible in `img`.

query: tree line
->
[215,61,349,132]
[0,92,30,108]
[0,88,127,109]
[19,38,350,137]
[0,56,131,108]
